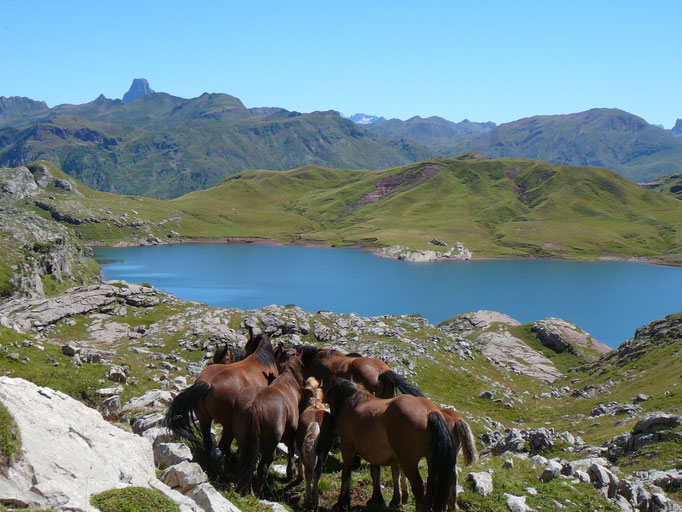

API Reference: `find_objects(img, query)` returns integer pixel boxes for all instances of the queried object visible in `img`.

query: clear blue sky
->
[3,1,680,127]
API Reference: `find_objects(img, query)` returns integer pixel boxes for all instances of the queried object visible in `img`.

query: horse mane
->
[252,335,277,367]
[345,352,363,357]
[213,344,246,365]
[300,345,322,368]
[329,377,372,412]
[304,377,324,408]
[273,355,305,388]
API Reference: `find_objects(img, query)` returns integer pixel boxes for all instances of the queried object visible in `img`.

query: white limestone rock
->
[0,376,155,512]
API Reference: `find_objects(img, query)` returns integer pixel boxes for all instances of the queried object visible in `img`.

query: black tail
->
[425,412,456,512]
[233,407,260,491]
[165,382,211,450]
[378,370,424,397]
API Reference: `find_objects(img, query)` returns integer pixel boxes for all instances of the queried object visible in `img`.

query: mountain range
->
[361,110,682,183]
[0,82,432,198]
[1,79,682,199]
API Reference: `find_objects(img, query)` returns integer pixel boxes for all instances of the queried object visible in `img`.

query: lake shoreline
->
[90,236,682,268]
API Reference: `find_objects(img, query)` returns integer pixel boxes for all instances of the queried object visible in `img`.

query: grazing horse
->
[398,407,478,510]
[326,378,456,512]
[299,346,423,398]
[232,349,305,494]
[295,377,335,511]
[165,333,279,470]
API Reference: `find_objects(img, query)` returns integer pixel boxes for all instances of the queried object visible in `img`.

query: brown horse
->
[232,348,305,494]
[165,333,279,470]
[398,407,478,510]
[326,378,456,512]
[299,346,423,398]
[295,377,335,511]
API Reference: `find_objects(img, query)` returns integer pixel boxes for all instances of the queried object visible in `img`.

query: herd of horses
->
[165,331,477,512]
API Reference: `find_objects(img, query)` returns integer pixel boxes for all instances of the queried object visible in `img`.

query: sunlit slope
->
[15,157,682,262]
[170,156,682,261]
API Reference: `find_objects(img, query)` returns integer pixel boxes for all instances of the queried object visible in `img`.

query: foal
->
[232,350,305,494]
[295,377,334,511]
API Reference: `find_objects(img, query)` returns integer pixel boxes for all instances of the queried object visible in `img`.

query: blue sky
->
[2,1,680,127]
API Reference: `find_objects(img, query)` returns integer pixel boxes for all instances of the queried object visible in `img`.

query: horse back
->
[382,395,442,458]
[347,357,390,395]
[440,407,463,430]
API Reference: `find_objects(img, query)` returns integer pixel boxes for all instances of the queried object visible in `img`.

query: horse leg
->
[335,449,354,511]
[286,437,297,479]
[256,441,277,497]
[400,470,409,504]
[368,464,385,506]
[195,416,220,476]
[389,464,401,507]
[402,462,425,512]
[312,452,326,511]
[304,457,314,510]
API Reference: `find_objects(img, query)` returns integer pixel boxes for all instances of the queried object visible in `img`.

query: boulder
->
[468,471,494,497]
[540,461,563,482]
[123,388,173,412]
[504,493,532,512]
[588,463,619,498]
[160,461,208,494]
[632,412,682,435]
[148,478,203,512]
[186,483,241,512]
[98,395,121,420]
[132,412,166,434]
[0,377,155,511]
[154,443,193,469]
[105,364,128,383]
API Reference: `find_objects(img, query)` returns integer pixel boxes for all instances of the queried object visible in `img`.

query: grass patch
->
[90,487,179,512]
[0,402,21,472]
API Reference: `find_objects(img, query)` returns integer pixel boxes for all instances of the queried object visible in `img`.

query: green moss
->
[90,487,179,512]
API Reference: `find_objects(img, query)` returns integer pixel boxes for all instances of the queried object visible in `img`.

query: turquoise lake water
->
[93,244,682,348]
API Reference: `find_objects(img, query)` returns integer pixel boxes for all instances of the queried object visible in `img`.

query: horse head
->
[212,344,229,365]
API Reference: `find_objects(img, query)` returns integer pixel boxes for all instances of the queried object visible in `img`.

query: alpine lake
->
[93,243,682,348]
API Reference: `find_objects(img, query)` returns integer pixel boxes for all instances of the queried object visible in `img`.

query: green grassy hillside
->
[12,157,682,264]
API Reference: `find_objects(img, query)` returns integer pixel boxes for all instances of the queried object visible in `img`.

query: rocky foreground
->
[0,282,680,511]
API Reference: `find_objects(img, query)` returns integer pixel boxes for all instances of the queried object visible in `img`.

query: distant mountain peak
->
[672,119,682,138]
[349,113,386,125]
[122,78,155,103]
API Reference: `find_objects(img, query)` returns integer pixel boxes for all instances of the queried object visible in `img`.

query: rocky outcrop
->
[0,377,156,511]
[531,317,610,356]
[0,281,159,333]
[483,426,583,456]
[439,311,563,383]
[583,313,682,373]
[375,241,472,262]
[603,412,682,461]
[0,164,99,299]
